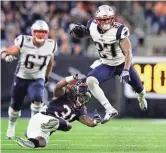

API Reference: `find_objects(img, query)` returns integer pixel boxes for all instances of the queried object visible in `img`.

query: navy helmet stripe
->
[116,25,125,40]
[86,18,94,29]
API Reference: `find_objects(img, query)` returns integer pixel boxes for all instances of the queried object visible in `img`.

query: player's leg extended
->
[86,64,118,122]
[128,65,147,110]
[28,79,45,117]
[6,77,27,139]
[15,113,60,148]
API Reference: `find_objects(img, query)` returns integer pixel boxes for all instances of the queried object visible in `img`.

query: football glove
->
[69,23,88,39]
[93,109,102,124]
[5,55,17,63]
[120,69,131,83]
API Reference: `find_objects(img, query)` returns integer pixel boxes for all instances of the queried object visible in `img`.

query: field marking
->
[2,144,166,147]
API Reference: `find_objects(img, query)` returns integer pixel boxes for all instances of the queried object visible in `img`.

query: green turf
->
[1,118,166,153]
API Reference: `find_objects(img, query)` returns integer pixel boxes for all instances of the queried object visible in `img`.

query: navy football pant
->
[10,76,45,111]
[88,63,143,93]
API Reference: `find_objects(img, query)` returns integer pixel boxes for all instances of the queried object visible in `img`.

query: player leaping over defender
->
[1,20,57,139]
[69,5,147,124]
[15,74,101,149]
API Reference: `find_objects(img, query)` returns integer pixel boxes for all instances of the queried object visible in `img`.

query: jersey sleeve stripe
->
[116,25,125,40]
[52,42,57,53]
[20,35,24,48]
[86,18,94,29]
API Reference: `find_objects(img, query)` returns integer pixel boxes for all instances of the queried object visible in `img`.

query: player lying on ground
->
[69,5,147,124]
[15,74,102,148]
[1,20,57,139]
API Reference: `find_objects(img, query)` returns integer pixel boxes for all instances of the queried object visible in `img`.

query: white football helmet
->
[95,5,115,31]
[31,20,49,43]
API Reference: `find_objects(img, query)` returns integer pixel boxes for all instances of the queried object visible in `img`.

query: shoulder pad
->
[14,35,24,47]
[86,18,94,29]
[116,24,130,40]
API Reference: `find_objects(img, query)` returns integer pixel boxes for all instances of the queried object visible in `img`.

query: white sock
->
[86,76,114,111]
[30,102,43,117]
[136,88,146,98]
[8,106,21,129]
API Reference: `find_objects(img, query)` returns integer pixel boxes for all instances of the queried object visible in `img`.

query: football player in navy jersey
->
[15,74,102,149]
[69,5,147,124]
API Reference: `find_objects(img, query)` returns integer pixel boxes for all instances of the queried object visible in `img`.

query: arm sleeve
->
[14,35,24,47]
[116,25,130,40]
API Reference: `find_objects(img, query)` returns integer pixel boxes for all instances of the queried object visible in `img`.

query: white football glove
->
[5,55,17,63]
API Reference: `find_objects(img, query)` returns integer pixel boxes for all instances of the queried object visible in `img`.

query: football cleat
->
[137,97,148,111]
[136,89,148,111]
[101,108,118,124]
[15,136,35,149]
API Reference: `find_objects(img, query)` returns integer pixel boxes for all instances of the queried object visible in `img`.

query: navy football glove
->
[120,69,131,83]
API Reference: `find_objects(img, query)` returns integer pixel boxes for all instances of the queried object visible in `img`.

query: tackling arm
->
[119,38,132,70]
[79,115,99,127]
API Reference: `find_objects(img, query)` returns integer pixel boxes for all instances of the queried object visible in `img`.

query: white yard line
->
[1,144,166,147]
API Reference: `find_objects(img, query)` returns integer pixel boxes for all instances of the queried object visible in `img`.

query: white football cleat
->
[6,126,15,140]
[138,97,148,111]
[101,108,118,124]
[15,136,35,149]
[136,89,148,111]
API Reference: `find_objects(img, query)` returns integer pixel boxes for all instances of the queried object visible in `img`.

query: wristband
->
[65,76,74,83]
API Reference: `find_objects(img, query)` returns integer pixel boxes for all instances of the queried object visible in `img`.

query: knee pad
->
[31,102,44,113]
[86,76,99,89]
[8,106,21,121]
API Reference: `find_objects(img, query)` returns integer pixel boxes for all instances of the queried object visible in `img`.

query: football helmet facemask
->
[31,20,49,43]
[95,5,115,31]
[67,81,91,108]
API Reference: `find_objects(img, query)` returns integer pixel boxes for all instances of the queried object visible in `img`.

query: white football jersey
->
[14,35,57,80]
[88,19,130,66]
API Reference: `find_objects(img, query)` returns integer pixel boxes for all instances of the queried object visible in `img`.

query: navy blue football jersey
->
[46,94,87,122]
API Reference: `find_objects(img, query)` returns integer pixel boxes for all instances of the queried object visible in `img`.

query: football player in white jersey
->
[69,5,147,124]
[1,20,57,139]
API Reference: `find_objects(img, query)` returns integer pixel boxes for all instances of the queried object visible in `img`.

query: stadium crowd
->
[1,1,166,56]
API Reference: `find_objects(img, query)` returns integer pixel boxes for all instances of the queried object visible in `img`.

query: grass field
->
[1,118,166,153]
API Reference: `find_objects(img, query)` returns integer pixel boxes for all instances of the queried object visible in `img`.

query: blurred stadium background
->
[1,1,166,118]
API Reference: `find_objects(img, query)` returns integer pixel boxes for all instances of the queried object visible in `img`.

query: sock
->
[28,138,39,148]
[8,106,21,128]
[136,88,146,98]
[30,102,43,117]
[86,77,114,111]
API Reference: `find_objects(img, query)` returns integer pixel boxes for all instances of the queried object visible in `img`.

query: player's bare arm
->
[53,79,68,98]
[1,45,20,59]
[119,38,132,70]
[79,115,98,127]
[45,56,54,80]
